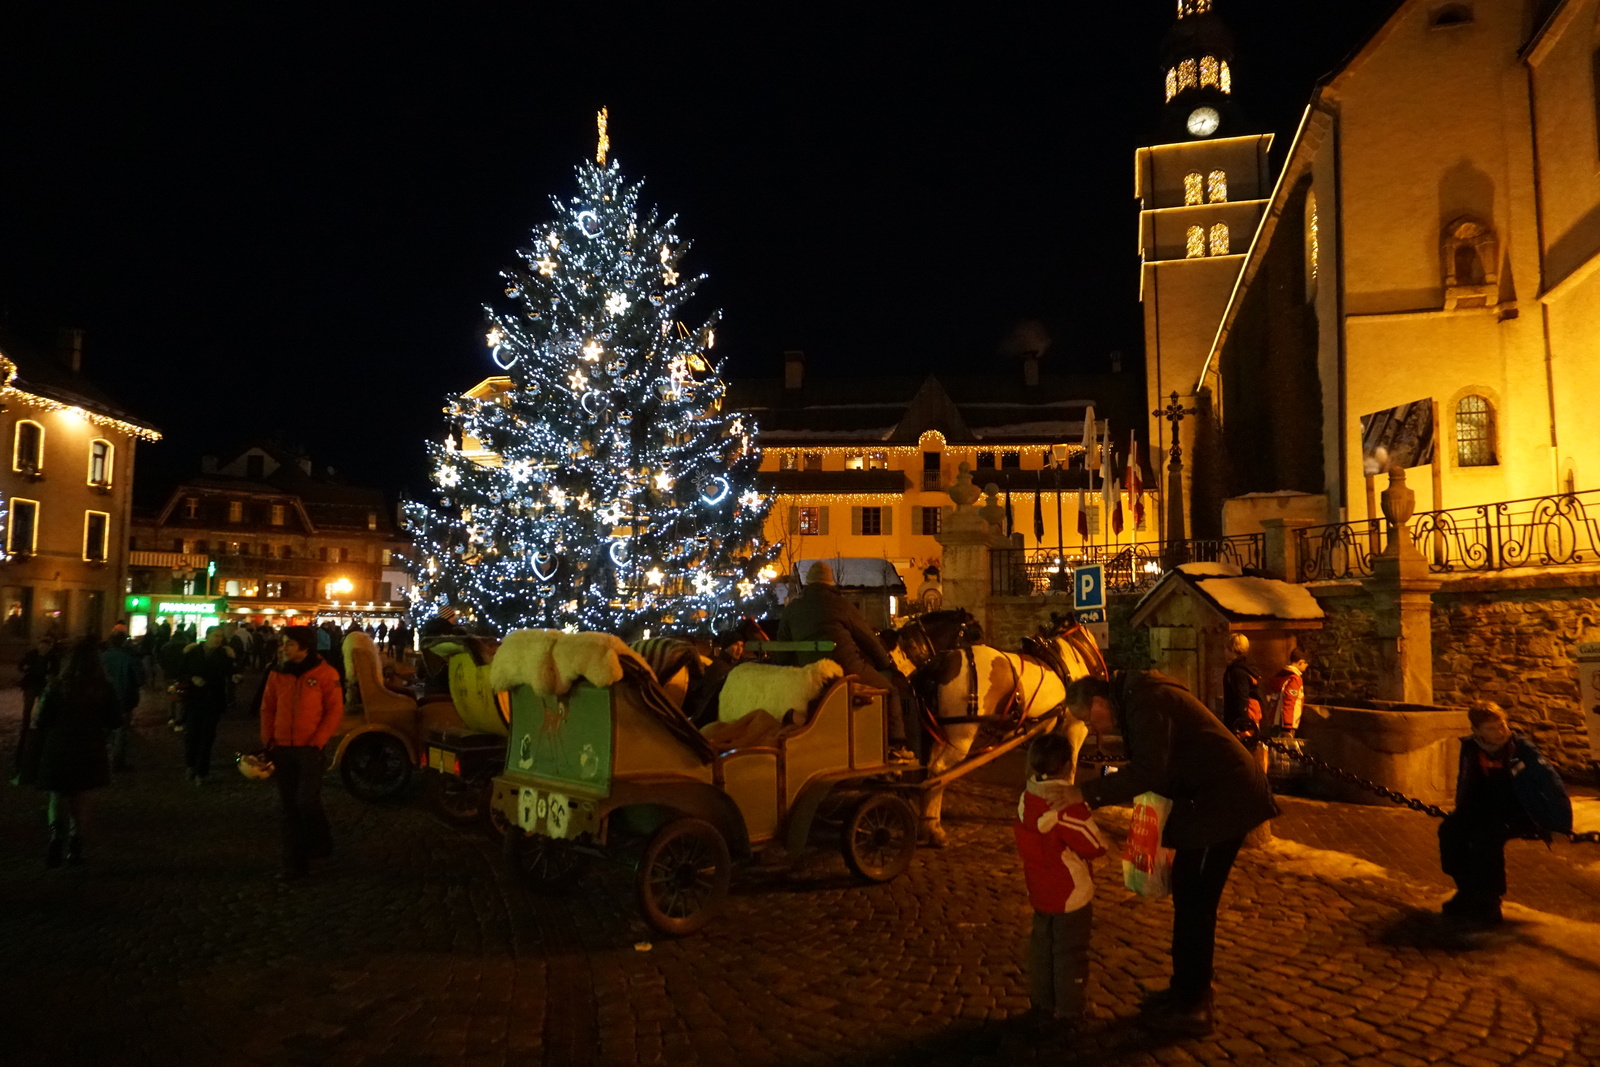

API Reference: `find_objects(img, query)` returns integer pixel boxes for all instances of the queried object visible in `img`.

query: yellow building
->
[0,330,160,644]
[727,353,1152,599]
[1183,0,1600,539]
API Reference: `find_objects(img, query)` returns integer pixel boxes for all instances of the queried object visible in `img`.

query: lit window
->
[1209,222,1230,255]
[1200,56,1219,88]
[1455,395,1497,467]
[1207,170,1227,203]
[13,420,43,473]
[184,497,199,520]
[271,504,286,525]
[8,499,38,555]
[1220,61,1232,94]
[88,439,113,486]
[798,506,822,535]
[865,451,888,470]
[1184,172,1203,206]
[1178,0,1212,15]
[1165,69,1177,102]
[779,452,799,471]
[367,511,378,530]
[228,500,243,523]
[381,549,393,565]
[1306,190,1320,301]
[84,511,110,562]
[1178,59,1197,91]
[1186,226,1206,258]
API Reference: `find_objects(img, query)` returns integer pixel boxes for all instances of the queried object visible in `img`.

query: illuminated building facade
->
[1194,0,1600,533]
[130,443,410,628]
[726,352,1150,593]
[0,330,160,644]
[1137,0,1273,540]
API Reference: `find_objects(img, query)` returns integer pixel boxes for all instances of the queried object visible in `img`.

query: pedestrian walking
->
[181,627,236,783]
[33,640,122,866]
[259,626,344,881]
[1220,633,1261,734]
[1261,648,1308,737]
[101,632,146,772]
[1438,702,1571,925]
[1063,672,1277,1036]
[10,635,60,784]
[1013,732,1107,1025]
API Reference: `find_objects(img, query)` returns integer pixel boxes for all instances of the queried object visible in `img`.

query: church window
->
[1441,215,1498,307]
[1209,222,1230,256]
[1207,170,1227,203]
[1186,226,1206,258]
[1165,69,1177,102]
[1305,190,1320,302]
[1183,172,1203,206]
[1178,59,1197,92]
[1200,56,1219,88]
[1454,395,1496,467]
[1220,60,1232,94]
[1178,0,1212,16]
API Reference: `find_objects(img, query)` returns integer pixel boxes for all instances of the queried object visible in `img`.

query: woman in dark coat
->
[34,640,122,866]
[180,627,236,783]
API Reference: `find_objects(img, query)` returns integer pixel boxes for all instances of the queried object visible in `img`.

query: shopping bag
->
[1121,791,1175,898]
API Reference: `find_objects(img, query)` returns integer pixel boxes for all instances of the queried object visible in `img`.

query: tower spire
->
[1160,0,1236,140]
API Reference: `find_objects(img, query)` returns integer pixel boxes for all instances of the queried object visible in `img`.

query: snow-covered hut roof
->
[797,558,908,593]
[1131,566,1324,629]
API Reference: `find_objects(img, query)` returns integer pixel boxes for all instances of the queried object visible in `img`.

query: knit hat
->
[282,626,317,654]
[805,561,836,586]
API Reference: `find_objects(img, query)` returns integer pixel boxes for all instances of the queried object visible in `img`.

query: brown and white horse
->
[887,613,1108,846]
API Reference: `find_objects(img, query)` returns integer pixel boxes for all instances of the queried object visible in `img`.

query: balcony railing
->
[991,534,1263,598]
[1294,488,1600,581]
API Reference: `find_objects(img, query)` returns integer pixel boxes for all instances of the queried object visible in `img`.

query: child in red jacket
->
[1013,732,1108,1022]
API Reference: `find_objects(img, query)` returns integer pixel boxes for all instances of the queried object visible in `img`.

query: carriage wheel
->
[339,732,412,802]
[637,817,730,936]
[425,771,484,826]
[504,827,584,893]
[843,792,918,882]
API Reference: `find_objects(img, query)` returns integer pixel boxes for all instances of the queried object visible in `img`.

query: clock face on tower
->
[1187,106,1221,138]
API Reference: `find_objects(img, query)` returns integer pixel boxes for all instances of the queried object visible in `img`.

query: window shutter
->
[851,507,863,535]
[819,507,830,535]
[787,506,799,534]
[882,507,893,535]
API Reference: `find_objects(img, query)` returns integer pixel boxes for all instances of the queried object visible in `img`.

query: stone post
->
[1361,467,1443,704]
[935,462,995,631]
[1261,518,1317,582]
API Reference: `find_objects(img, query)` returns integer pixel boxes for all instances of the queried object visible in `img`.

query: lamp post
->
[1154,391,1197,568]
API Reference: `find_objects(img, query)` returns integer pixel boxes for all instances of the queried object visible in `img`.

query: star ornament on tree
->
[436,464,460,488]
[604,292,630,316]
[692,571,716,595]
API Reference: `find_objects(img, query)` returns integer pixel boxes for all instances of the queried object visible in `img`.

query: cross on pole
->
[1153,391,1197,565]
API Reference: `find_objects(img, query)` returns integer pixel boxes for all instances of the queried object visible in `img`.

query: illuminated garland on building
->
[0,355,162,442]
[402,115,774,636]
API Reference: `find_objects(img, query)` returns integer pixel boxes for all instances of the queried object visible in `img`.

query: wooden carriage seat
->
[343,631,419,730]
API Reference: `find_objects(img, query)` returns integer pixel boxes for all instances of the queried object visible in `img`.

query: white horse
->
[888,618,1106,846]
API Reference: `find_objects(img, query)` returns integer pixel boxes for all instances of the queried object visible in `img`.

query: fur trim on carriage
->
[490,629,649,697]
[714,659,843,727]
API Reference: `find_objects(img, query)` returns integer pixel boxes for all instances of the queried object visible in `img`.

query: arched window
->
[1200,56,1219,88]
[1209,222,1230,256]
[13,420,43,473]
[1207,170,1227,203]
[1178,0,1213,16]
[1455,395,1496,466]
[1183,172,1203,205]
[1304,189,1320,302]
[1165,69,1177,102]
[1220,60,1232,94]
[1442,215,1498,308]
[88,439,113,486]
[1178,59,1197,92]
[1186,226,1206,259]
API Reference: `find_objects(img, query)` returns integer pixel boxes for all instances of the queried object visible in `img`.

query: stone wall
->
[985,592,1148,671]
[1303,570,1600,779]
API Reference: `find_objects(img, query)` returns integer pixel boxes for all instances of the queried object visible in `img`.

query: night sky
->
[1,1,1397,504]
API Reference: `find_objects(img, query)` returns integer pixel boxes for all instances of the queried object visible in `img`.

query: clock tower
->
[1137,0,1273,544]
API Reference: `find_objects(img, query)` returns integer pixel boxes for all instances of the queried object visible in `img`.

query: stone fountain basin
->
[1297,701,1469,808]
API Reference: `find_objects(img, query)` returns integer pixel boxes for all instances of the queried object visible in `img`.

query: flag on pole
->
[1126,429,1145,527]
[1032,488,1045,541]
[1082,405,1099,471]
[1004,485,1014,537]
[1077,488,1089,539]
[1103,423,1121,536]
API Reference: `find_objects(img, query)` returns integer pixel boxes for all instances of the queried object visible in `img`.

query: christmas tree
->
[404,111,774,636]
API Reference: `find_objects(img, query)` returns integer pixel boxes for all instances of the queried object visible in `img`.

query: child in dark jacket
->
[1013,732,1108,1023]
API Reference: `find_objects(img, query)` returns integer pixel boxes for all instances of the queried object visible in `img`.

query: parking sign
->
[1074,564,1104,612]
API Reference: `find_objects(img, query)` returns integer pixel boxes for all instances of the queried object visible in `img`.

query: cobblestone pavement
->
[2,683,1599,1067]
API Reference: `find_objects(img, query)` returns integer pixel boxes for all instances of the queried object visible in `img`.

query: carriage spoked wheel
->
[842,792,918,882]
[504,827,584,893]
[424,771,485,826]
[637,817,731,936]
[339,732,412,802]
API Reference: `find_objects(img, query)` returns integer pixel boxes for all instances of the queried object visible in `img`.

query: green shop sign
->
[155,601,221,615]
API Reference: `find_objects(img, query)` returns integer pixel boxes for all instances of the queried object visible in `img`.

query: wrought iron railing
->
[990,534,1264,598]
[1295,488,1600,581]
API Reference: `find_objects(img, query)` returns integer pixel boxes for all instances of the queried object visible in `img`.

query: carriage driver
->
[778,561,917,763]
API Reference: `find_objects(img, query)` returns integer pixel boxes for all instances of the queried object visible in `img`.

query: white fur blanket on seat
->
[714,659,843,726]
[490,629,648,697]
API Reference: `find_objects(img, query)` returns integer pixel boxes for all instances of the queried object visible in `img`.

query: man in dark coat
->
[1063,671,1278,1037]
[1439,702,1571,926]
[778,561,914,762]
[181,628,236,783]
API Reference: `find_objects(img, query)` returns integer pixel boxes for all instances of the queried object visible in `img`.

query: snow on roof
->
[1196,576,1324,620]
[798,558,908,592]
[1232,490,1320,499]
[1178,561,1243,577]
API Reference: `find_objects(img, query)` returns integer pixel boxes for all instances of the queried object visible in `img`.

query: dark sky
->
[0,0,1396,504]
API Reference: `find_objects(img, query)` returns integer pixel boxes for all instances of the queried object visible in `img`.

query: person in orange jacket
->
[259,625,345,880]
